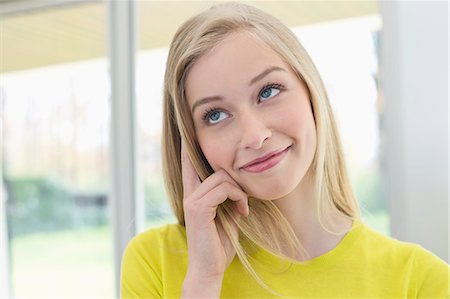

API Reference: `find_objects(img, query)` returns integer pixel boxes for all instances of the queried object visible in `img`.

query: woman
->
[121,3,448,298]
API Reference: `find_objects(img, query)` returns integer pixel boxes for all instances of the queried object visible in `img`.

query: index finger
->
[181,139,201,198]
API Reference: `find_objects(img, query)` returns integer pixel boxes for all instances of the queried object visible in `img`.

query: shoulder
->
[356,222,449,296]
[357,222,424,257]
[123,223,187,259]
[341,221,421,269]
[128,223,187,247]
[121,223,187,298]
[359,223,446,263]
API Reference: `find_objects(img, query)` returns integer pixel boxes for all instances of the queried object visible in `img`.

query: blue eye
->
[202,109,228,125]
[259,85,281,101]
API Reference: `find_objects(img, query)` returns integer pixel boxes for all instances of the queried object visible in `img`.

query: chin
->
[244,166,311,201]
[249,191,291,201]
[245,179,299,201]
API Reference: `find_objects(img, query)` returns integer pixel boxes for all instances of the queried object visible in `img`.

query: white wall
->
[380,1,448,262]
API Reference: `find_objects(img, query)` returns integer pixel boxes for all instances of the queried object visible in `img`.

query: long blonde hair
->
[162,2,360,293]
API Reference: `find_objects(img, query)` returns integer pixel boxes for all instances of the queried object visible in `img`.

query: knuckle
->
[215,183,226,196]
[214,169,239,188]
[219,181,234,196]
[215,169,227,181]
[222,169,233,181]
[220,181,234,192]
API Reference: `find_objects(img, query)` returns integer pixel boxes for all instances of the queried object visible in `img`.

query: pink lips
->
[241,146,291,173]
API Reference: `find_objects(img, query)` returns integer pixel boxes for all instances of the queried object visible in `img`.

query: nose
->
[239,112,272,149]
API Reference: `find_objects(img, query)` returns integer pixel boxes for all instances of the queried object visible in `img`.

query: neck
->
[272,169,352,261]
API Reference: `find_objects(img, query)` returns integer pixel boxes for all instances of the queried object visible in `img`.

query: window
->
[2,3,114,297]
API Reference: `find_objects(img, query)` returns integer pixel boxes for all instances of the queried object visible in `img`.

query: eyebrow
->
[191,66,286,114]
[249,66,286,86]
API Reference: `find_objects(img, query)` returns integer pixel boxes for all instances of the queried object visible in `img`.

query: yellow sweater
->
[121,221,449,298]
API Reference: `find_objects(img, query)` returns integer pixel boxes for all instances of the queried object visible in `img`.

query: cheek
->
[297,111,317,161]
[281,100,317,153]
[198,132,234,172]
[279,102,314,134]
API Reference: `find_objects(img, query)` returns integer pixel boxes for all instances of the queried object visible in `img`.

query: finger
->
[181,139,201,197]
[189,169,242,203]
[202,182,249,217]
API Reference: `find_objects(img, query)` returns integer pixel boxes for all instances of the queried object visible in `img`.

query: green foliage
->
[5,175,170,237]
[5,177,75,236]
[5,177,109,236]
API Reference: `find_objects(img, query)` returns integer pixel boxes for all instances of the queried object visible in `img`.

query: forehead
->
[185,32,287,104]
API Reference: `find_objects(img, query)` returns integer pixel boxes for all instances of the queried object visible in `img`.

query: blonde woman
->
[121,3,448,298]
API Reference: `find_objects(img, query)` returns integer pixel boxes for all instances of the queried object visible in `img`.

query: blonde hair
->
[162,2,360,293]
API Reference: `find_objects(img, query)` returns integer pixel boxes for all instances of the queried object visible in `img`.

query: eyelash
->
[201,107,221,122]
[258,83,284,101]
[201,82,285,124]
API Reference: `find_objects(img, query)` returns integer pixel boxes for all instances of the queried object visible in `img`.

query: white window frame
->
[108,0,143,296]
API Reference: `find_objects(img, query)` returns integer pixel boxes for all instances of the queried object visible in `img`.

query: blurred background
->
[0,0,447,298]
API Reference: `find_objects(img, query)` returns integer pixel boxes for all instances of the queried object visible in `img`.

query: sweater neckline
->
[246,219,365,270]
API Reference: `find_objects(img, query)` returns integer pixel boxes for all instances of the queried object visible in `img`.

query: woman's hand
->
[181,141,249,297]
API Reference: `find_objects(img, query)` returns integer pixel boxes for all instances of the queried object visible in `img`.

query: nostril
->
[241,128,272,149]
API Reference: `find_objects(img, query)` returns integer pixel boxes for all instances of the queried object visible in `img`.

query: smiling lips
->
[240,146,291,173]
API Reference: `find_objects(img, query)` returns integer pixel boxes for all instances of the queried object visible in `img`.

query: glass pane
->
[136,48,176,230]
[1,3,114,297]
[292,17,388,235]
[136,1,386,234]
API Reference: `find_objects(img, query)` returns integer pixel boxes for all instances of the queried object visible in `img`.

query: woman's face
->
[185,32,317,200]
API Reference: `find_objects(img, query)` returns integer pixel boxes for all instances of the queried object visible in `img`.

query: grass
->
[10,226,115,298]
[9,217,177,298]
